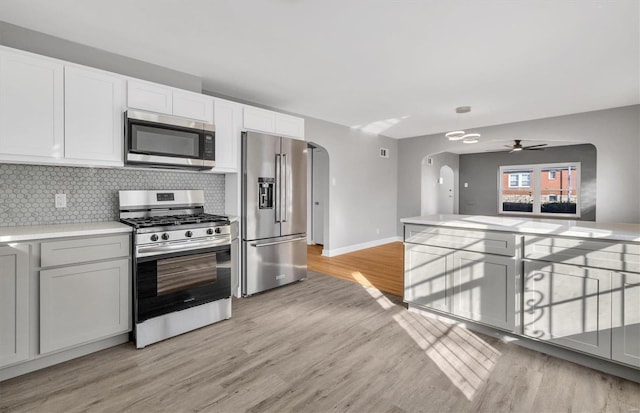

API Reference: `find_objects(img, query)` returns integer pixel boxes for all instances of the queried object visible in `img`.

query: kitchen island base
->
[407,304,640,384]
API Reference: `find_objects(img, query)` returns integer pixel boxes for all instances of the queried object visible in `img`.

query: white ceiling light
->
[445,106,480,143]
[462,133,480,144]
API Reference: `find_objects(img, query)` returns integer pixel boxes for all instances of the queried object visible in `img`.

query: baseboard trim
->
[322,236,403,257]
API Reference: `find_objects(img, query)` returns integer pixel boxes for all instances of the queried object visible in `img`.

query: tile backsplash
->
[0,164,225,227]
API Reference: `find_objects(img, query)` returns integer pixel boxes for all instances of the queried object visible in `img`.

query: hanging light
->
[445,130,466,140]
[445,106,480,144]
[462,133,480,144]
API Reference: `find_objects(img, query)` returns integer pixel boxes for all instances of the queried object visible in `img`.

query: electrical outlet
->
[55,193,67,208]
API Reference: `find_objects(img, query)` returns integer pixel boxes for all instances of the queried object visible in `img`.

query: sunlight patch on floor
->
[353,270,501,401]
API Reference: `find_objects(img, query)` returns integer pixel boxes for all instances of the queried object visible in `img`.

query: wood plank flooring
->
[308,242,404,297]
[1,270,639,412]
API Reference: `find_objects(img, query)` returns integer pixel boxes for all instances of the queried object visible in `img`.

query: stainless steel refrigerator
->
[241,131,307,296]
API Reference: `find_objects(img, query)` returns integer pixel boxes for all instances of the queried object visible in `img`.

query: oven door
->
[125,110,215,169]
[135,245,231,323]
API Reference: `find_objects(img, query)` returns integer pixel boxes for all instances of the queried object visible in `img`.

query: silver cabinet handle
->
[251,236,307,248]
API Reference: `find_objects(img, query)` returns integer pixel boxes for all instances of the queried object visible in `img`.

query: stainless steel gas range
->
[119,190,233,348]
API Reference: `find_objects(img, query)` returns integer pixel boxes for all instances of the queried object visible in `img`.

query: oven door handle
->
[251,236,307,248]
[137,239,230,256]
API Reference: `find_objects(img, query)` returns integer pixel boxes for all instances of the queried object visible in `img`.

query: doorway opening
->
[307,142,330,249]
[421,152,459,215]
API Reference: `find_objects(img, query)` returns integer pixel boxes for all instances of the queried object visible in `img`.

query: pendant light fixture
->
[445,106,480,144]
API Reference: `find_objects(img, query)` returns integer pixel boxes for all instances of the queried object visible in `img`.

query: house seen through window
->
[499,163,580,217]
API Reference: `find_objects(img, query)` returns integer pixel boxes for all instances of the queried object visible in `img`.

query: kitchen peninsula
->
[401,214,640,382]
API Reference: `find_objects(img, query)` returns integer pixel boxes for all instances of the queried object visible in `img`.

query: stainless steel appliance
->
[119,190,232,348]
[242,131,307,296]
[125,110,215,170]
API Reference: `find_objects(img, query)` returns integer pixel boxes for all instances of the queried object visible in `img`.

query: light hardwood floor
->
[1,270,639,412]
[308,242,404,297]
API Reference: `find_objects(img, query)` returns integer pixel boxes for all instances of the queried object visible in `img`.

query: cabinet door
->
[127,79,172,114]
[0,50,64,160]
[404,243,453,312]
[243,106,276,133]
[523,260,612,358]
[612,272,640,367]
[275,113,305,139]
[0,245,30,368]
[64,66,126,165]
[173,89,214,123]
[40,259,131,354]
[451,251,517,332]
[213,98,241,171]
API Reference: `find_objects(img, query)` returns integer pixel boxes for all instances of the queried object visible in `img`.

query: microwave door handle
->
[282,153,287,223]
[275,154,281,223]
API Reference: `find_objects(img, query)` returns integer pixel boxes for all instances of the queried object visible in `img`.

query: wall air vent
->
[379,148,389,158]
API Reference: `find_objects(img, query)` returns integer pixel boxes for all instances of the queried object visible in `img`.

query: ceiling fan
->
[502,139,547,153]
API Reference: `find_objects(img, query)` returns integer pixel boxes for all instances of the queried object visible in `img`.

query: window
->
[499,162,580,217]
[508,173,531,188]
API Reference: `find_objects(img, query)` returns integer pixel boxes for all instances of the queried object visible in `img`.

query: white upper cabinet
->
[213,98,242,171]
[275,113,305,139]
[0,49,64,161]
[64,66,126,166]
[243,106,276,134]
[126,79,173,115]
[243,106,304,139]
[173,89,214,124]
[127,79,214,123]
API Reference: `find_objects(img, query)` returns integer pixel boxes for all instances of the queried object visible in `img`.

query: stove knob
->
[161,233,170,241]
[185,231,193,238]
[215,227,222,234]
[206,228,214,235]
[150,234,159,242]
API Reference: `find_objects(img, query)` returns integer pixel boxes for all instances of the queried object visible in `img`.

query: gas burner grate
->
[121,213,229,229]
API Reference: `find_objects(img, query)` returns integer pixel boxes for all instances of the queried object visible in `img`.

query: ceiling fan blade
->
[504,145,513,148]
[523,147,545,150]
[523,144,548,149]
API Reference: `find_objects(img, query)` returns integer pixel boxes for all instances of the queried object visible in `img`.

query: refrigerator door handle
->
[275,154,281,223]
[282,153,288,223]
[250,236,307,248]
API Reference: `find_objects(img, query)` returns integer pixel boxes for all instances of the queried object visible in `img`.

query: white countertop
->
[0,221,132,243]
[401,214,640,243]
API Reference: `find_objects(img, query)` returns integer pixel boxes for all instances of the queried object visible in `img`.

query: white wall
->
[305,118,399,255]
[398,105,640,234]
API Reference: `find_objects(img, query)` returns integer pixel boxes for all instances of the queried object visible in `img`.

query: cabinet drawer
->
[524,236,640,273]
[404,224,517,257]
[41,234,130,267]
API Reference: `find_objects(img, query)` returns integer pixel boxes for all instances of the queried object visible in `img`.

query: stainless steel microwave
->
[125,110,215,170]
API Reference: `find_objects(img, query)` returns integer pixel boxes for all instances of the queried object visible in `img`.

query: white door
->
[213,98,242,171]
[437,165,454,214]
[312,147,329,245]
[0,245,30,368]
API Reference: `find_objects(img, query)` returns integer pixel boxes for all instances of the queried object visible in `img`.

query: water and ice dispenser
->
[258,177,274,209]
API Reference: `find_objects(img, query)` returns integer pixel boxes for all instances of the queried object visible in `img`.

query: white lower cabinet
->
[40,259,131,354]
[0,245,30,368]
[451,250,517,332]
[523,260,612,358]
[404,244,517,331]
[404,243,452,312]
[612,272,640,367]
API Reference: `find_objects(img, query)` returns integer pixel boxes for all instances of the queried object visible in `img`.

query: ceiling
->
[1,1,638,139]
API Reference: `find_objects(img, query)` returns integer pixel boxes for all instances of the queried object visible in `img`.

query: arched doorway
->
[307,142,330,249]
